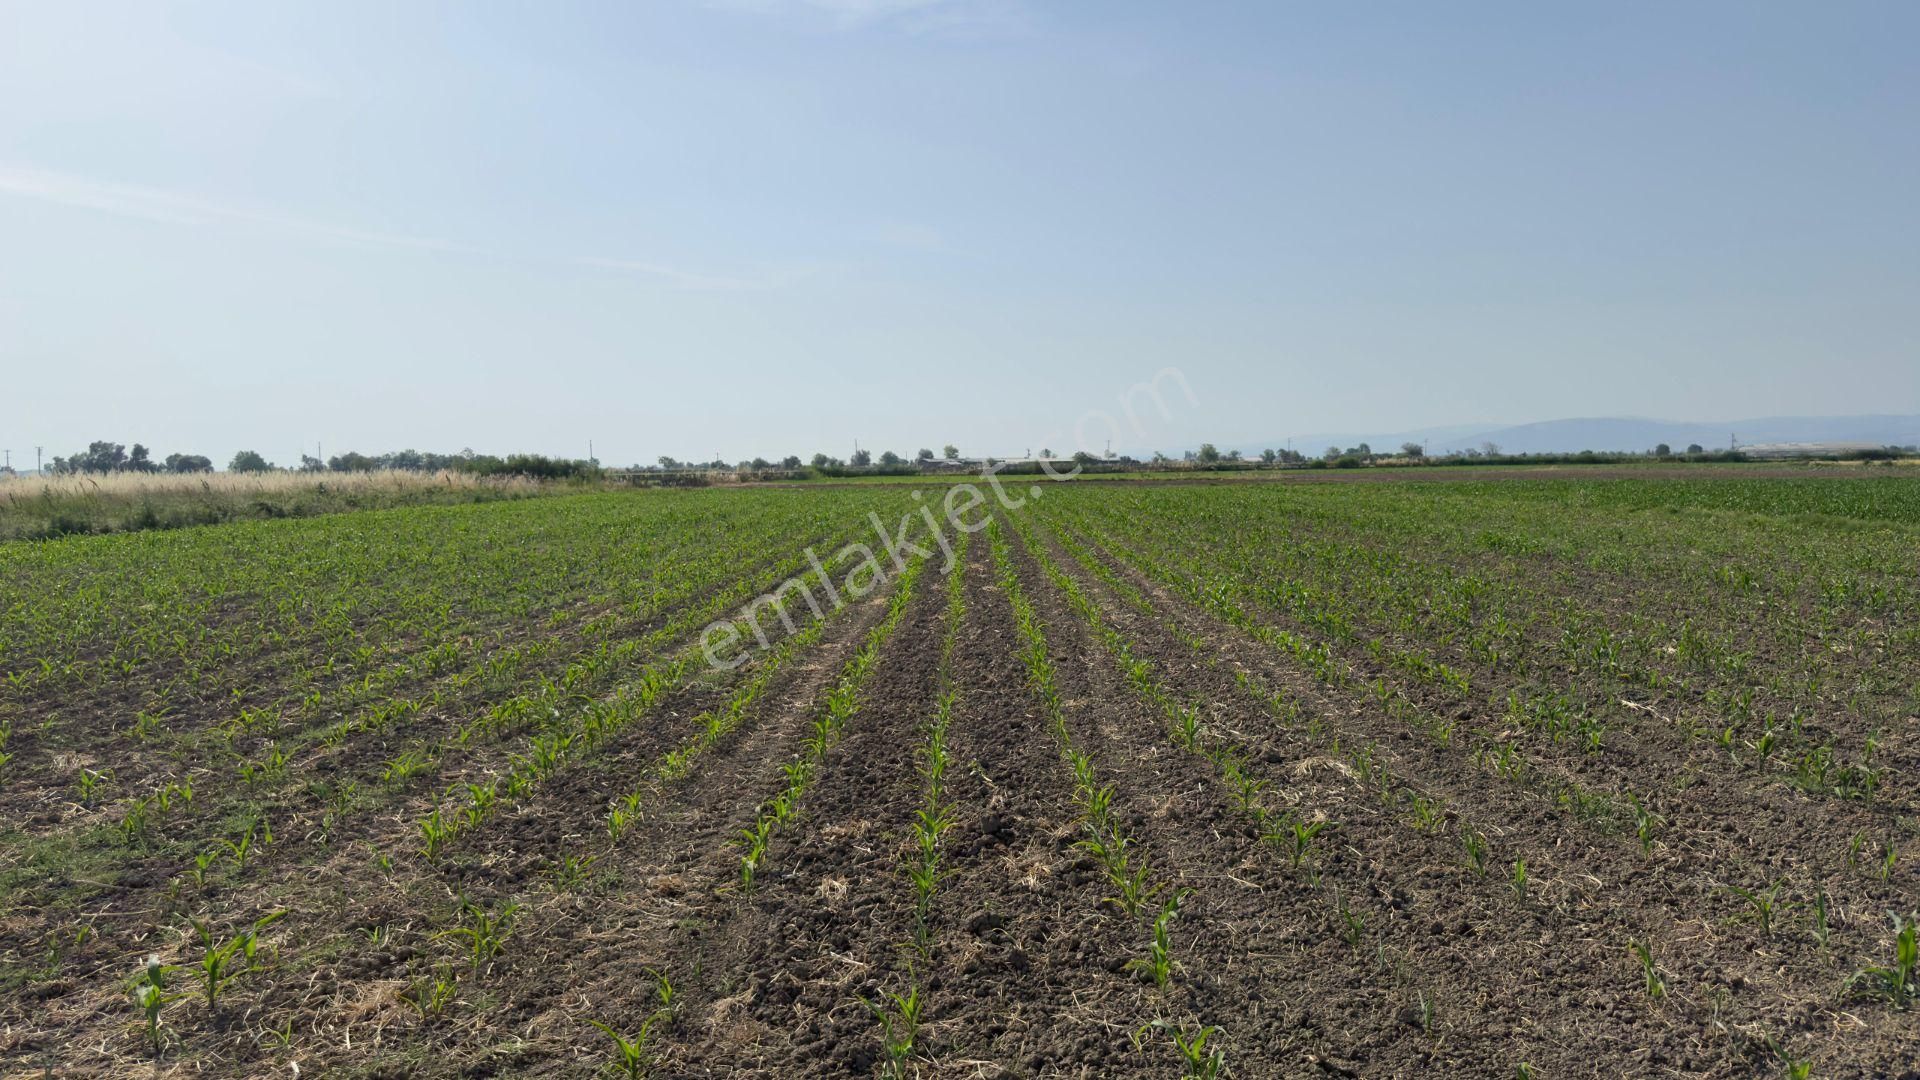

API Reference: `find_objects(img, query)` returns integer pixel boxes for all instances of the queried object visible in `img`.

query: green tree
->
[228,450,273,473]
[781,455,802,469]
[1401,442,1425,459]
[1260,448,1277,464]
[71,441,128,473]
[942,444,959,460]
[851,449,872,467]
[1196,443,1221,464]
[878,450,903,466]
[916,447,934,462]
[811,452,832,468]
[1653,443,1672,457]
[163,453,213,473]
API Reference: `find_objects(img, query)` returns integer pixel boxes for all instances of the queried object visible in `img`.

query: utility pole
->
[36,446,44,475]
[588,439,594,465]
[3,449,10,471]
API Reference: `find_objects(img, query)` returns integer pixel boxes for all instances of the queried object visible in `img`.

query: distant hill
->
[1241,414,1920,458]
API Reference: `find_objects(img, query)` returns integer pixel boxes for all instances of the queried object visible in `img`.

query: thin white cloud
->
[1,164,839,290]
[576,256,767,291]
[708,0,1032,36]
[0,164,468,253]
[576,255,836,292]
[876,221,946,250]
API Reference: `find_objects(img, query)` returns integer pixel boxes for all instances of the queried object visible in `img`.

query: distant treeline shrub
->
[44,441,602,481]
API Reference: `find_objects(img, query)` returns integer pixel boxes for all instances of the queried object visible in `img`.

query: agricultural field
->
[1,474,1917,1078]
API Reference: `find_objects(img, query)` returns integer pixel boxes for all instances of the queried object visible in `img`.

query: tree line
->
[652,444,966,472]
[44,441,599,479]
[46,442,216,475]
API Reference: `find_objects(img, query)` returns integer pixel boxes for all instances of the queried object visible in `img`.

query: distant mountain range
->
[1248,414,1920,457]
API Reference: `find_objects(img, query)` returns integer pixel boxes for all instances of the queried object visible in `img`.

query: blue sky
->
[3,1,1916,466]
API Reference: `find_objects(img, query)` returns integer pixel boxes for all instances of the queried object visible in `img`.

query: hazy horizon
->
[5,2,1917,466]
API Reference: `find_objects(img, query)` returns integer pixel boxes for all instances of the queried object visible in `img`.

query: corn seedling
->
[588,1015,661,1079]
[1462,827,1488,877]
[1128,889,1190,988]
[864,986,924,1080]
[649,967,676,1015]
[421,806,453,862]
[1136,1020,1227,1080]
[1281,817,1332,870]
[1510,858,1529,904]
[129,955,173,1057]
[403,970,458,1018]
[1406,792,1442,832]
[1629,794,1661,854]
[1172,705,1203,750]
[383,748,430,784]
[194,910,286,1012]
[547,853,598,892]
[257,1017,295,1051]
[1846,911,1917,1007]
[187,849,218,889]
[1099,843,1161,916]
[75,767,111,808]
[1726,880,1784,939]
[1223,756,1267,816]
[1333,889,1366,950]
[737,818,774,888]
[441,899,520,973]
[1630,939,1665,999]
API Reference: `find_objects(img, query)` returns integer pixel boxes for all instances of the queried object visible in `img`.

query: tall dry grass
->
[0,469,558,542]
